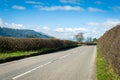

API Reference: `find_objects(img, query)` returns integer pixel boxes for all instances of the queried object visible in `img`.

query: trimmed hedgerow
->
[98,25,120,76]
[0,37,77,53]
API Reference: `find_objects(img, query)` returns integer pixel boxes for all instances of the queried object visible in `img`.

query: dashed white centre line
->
[12,61,52,80]
[59,54,71,59]
[12,54,71,80]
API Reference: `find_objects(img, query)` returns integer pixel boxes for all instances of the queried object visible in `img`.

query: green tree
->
[75,33,84,42]
[86,37,93,43]
[93,38,97,43]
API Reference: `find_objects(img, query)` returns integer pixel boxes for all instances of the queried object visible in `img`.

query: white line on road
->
[59,54,71,59]
[12,61,52,80]
[12,54,71,80]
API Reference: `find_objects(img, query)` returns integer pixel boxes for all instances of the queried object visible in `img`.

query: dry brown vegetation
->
[0,37,77,52]
[98,25,120,76]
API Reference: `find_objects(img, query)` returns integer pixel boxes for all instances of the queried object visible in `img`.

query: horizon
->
[0,0,120,40]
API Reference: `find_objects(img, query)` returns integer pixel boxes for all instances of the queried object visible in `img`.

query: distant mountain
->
[0,27,51,38]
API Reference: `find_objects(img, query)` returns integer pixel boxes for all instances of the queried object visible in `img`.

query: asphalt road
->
[0,46,96,80]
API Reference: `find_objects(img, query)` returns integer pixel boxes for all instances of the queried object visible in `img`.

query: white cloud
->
[94,1,103,5]
[86,19,120,38]
[35,20,120,39]
[12,5,26,10]
[87,19,120,27]
[60,0,80,4]
[42,26,50,31]
[0,17,25,29]
[87,22,99,26]
[55,27,88,33]
[102,20,120,26]
[5,23,24,29]
[0,18,5,27]
[88,7,105,12]
[112,6,120,10]
[55,28,64,32]
[35,27,88,39]
[25,1,42,4]
[35,5,84,11]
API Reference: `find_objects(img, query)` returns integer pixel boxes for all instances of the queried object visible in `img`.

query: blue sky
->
[0,0,120,40]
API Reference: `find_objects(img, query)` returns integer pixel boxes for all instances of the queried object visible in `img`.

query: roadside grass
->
[0,50,42,60]
[0,45,78,63]
[0,48,58,63]
[97,46,120,80]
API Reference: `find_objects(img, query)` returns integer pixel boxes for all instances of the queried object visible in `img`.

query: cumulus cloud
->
[84,27,104,38]
[5,23,24,29]
[87,19,120,27]
[12,5,26,10]
[54,27,88,33]
[85,19,120,38]
[87,22,99,26]
[35,27,88,40]
[35,5,84,11]
[60,0,80,4]
[25,1,42,4]
[88,7,105,12]
[0,17,24,29]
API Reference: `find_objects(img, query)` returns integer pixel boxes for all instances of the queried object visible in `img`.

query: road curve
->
[0,46,96,80]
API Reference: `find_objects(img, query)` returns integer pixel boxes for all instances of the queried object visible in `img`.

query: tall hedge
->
[98,25,120,76]
[0,37,77,52]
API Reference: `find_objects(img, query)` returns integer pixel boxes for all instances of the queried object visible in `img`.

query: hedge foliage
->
[0,37,77,53]
[98,25,120,76]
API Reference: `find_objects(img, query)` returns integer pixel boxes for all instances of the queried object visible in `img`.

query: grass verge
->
[97,46,120,80]
[0,45,77,63]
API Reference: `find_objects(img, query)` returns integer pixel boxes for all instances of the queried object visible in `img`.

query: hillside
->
[98,25,120,76]
[0,27,50,38]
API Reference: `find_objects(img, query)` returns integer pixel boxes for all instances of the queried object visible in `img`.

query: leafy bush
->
[0,37,77,53]
[98,25,120,76]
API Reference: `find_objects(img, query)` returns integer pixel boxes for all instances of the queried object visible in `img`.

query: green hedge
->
[98,25,120,76]
[0,37,77,53]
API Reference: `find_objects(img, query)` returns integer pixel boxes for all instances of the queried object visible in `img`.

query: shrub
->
[0,37,77,53]
[98,25,120,76]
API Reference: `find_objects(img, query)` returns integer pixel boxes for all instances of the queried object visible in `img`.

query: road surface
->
[0,46,96,80]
